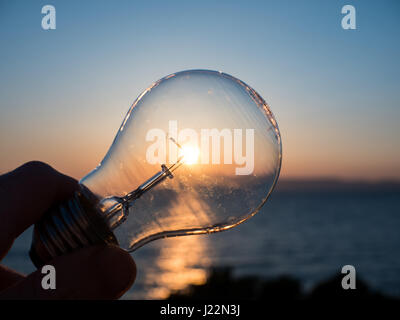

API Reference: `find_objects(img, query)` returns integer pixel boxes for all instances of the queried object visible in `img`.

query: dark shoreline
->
[167,267,400,301]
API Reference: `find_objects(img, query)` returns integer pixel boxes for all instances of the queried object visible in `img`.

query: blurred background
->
[1,0,399,299]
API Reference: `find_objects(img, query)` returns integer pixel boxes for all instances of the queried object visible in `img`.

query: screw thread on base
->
[29,186,118,268]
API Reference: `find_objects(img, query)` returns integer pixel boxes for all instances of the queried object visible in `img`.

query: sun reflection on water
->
[143,235,212,299]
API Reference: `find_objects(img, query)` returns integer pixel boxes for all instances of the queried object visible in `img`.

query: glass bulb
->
[29,70,282,266]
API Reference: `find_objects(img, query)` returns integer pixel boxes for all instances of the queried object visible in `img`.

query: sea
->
[2,180,400,299]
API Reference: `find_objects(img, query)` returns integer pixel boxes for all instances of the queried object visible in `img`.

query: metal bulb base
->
[29,186,118,268]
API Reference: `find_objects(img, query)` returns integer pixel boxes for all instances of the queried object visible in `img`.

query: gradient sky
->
[1,0,399,180]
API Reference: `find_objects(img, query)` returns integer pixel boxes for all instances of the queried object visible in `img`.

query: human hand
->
[0,161,136,299]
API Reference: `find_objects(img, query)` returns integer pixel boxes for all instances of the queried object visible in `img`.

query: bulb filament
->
[103,138,185,229]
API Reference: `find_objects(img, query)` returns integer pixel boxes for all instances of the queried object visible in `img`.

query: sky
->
[0,0,399,181]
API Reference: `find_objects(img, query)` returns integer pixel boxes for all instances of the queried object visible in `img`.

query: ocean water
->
[2,187,400,299]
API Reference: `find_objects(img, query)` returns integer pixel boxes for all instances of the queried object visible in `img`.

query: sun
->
[179,145,200,165]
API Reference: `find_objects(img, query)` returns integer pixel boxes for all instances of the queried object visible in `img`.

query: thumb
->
[0,245,136,300]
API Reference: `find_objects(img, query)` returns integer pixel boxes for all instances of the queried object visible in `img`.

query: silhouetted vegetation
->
[167,267,399,301]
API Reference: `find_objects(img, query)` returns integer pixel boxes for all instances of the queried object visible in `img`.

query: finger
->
[0,161,79,258]
[0,265,25,291]
[0,245,136,300]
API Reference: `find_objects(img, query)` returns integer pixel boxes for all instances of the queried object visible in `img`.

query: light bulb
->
[29,70,282,267]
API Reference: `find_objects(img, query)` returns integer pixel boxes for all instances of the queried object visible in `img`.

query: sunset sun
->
[179,145,200,165]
